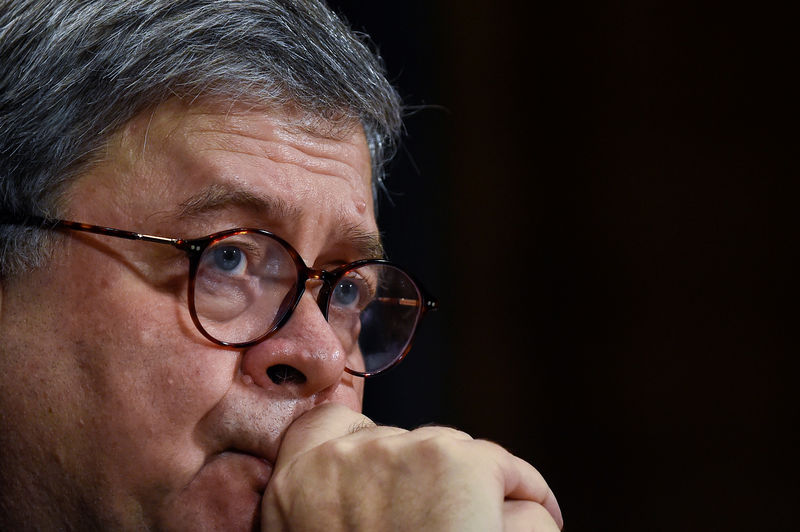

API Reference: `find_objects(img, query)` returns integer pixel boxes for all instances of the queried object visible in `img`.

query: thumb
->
[273,402,374,471]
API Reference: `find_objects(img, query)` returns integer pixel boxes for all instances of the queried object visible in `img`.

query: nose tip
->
[240,293,347,396]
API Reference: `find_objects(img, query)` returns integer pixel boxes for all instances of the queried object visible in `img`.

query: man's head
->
[0,1,405,529]
[0,0,401,277]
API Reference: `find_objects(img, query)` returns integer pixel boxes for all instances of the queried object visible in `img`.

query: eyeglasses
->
[9,216,438,377]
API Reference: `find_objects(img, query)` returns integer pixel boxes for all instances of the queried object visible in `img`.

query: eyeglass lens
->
[191,231,423,375]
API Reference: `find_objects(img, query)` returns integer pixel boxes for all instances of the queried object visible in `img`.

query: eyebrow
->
[342,224,386,260]
[173,183,385,259]
[176,183,298,220]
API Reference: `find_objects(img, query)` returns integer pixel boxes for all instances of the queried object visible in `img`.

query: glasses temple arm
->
[14,216,183,247]
[376,296,439,310]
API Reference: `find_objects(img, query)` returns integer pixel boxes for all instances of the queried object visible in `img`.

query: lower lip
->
[207,451,274,530]
[162,451,275,531]
[220,450,274,492]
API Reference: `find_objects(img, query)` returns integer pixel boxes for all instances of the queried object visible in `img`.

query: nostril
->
[266,364,307,385]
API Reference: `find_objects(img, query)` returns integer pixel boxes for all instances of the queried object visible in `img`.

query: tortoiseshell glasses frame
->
[6,216,438,377]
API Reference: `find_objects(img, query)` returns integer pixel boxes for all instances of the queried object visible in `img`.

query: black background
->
[329,1,796,530]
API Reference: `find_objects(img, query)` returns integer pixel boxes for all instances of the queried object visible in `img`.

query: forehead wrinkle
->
[269,120,369,184]
[189,123,369,187]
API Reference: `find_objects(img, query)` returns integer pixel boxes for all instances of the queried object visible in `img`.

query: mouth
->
[219,449,274,491]
[225,449,275,530]
[158,450,274,531]
[218,450,273,530]
[181,390,352,530]
[228,452,273,532]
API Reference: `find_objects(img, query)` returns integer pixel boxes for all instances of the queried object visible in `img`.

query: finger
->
[482,443,562,529]
[503,500,561,532]
[274,403,371,470]
[334,422,465,448]
[539,489,563,530]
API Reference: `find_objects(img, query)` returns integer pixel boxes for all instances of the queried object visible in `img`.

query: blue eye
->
[333,279,360,308]
[213,246,244,272]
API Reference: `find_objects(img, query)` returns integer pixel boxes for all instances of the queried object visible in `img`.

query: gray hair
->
[0,0,402,278]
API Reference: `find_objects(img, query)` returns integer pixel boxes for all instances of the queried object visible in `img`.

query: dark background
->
[330,2,796,530]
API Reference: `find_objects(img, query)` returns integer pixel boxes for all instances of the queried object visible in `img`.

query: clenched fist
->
[262,403,563,531]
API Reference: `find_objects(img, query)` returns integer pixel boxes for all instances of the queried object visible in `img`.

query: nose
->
[239,288,348,397]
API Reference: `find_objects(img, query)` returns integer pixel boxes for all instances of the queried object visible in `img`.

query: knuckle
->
[474,437,510,456]
[415,434,463,465]
[319,436,358,461]
[360,433,400,462]
[413,424,474,441]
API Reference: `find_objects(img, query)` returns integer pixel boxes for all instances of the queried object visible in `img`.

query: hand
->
[262,403,562,531]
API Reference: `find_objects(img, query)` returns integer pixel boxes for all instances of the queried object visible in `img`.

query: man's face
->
[0,99,376,530]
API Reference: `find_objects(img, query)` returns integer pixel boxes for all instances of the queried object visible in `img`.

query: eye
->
[331,272,376,312]
[212,246,246,274]
[333,279,361,308]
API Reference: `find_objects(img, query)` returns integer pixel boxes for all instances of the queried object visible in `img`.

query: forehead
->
[68,99,378,253]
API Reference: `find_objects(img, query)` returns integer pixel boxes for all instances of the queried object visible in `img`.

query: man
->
[0,0,562,530]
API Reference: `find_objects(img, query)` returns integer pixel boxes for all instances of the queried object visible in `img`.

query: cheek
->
[79,294,235,432]
[1,256,244,520]
[72,249,224,393]
[62,265,239,479]
[75,320,241,508]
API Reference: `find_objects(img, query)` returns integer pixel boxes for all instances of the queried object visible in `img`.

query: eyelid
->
[213,238,263,259]
[204,232,277,266]
[340,268,378,298]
